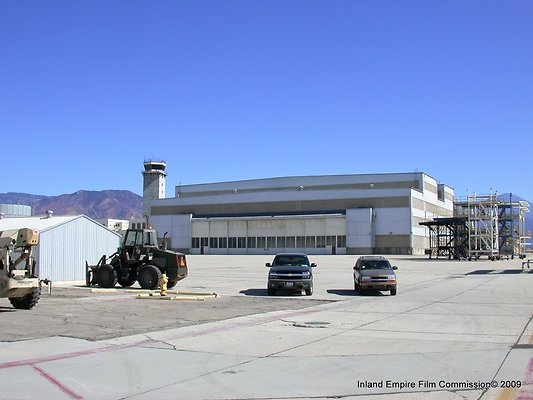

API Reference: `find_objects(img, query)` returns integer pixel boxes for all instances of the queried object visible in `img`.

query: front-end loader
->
[0,228,41,309]
[86,228,188,290]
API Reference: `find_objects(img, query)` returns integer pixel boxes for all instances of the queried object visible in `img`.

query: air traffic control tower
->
[142,160,167,219]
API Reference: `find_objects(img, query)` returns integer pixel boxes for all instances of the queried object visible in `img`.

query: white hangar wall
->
[149,172,454,255]
[150,214,191,251]
[184,214,347,255]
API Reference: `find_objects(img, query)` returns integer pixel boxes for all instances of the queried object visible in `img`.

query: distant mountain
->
[0,190,142,219]
[498,193,528,203]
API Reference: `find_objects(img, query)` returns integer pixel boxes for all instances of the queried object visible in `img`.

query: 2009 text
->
[356,379,522,390]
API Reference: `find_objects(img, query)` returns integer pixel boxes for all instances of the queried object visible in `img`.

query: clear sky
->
[1,0,532,201]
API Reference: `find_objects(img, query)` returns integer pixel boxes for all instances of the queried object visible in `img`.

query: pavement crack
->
[140,334,177,351]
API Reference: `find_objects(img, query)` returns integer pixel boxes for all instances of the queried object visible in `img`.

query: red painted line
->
[516,389,533,400]
[516,356,533,400]
[32,364,83,400]
[0,306,322,400]
[0,339,154,370]
[0,305,323,371]
[524,355,533,385]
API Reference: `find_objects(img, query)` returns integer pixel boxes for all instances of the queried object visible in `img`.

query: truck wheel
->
[138,265,161,290]
[97,264,118,288]
[9,288,41,310]
[167,280,177,289]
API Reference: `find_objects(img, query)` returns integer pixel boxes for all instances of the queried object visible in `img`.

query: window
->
[276,236,285,248]
[296,236,305,248]
[124,230,139,246]
[144,231,158,246]
[247,237,256,248]
[326,235,336,246]
[210,237,218,248]
[228,237,237,248]
[337,235,346,248]
[305,236,316,248]
[238,237,246,248]
[286,236,295,248]
[201,237,208,247]
[257,237,266,248]
[316,236,325,248]
[219,237,227,248]
[192,237,200,248]
[267,236,276,249]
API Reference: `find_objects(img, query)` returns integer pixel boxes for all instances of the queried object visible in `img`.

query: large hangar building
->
[147,165,454,255]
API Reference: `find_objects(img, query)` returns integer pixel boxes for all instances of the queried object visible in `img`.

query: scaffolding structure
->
[419,217,468,259]
[497,195,530,258]
[464,194,500,260]
[421,193,530,260]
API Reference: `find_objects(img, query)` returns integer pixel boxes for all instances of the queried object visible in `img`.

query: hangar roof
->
[0,215,119,235]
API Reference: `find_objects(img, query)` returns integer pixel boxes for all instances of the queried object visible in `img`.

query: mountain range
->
[0,190,142,220]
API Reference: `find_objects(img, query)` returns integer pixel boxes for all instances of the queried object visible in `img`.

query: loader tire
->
[86,267,94,287]
[167,280,177,289]
[97,264,118,288]
[9,287,41,310]
[138,265,161,290]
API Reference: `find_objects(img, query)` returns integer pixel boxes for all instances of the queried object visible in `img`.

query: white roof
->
[0,215,111,233]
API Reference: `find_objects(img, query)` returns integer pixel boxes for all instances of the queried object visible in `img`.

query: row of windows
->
[192,235,346,249]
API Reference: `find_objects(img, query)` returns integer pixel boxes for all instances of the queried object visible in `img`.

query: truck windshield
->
[360,261,391,270]
[274,255,309,266]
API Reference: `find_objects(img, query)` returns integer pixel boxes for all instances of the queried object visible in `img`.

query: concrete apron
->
[0,274,532,400]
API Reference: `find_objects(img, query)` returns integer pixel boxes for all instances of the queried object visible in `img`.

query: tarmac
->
[0,254,532,400]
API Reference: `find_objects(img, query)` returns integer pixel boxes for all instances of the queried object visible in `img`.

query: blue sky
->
[2,0,532,201]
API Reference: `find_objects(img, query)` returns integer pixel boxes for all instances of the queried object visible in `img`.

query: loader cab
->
[122,229,158,260]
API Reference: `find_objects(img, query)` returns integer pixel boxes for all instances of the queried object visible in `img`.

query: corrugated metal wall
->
[36,217,121,281]
[0,204,32,217]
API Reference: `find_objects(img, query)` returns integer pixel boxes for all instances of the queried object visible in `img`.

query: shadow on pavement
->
[327,289,388,297]
[239,288,270,296]
[465,269,526,275]
[326,289,357,297]
[239,288,311,297]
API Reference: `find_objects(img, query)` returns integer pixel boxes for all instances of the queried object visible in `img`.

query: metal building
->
[147,172,454,255]
[0,204,32,218]
[0,214,121,282]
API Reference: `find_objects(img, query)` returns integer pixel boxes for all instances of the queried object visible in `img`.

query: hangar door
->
[346,208,374,252]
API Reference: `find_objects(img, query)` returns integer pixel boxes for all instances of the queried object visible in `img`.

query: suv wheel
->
[305,284,313,296]
[267,286,276,296]
[390,288,397,296]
